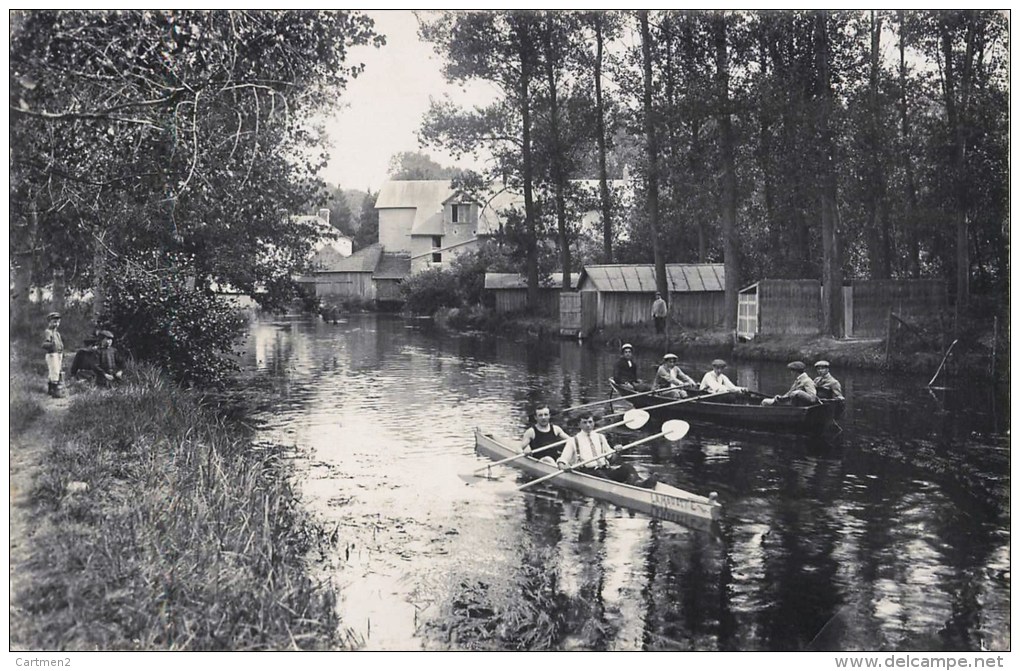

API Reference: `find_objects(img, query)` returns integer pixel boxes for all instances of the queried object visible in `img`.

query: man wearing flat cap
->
[813,360,844,400]
[699,359,746,395]
[613,343,650,393]
[654,353,697,399]
[761,360,818,407]
[95,329,126,386]
[41,312,64,397]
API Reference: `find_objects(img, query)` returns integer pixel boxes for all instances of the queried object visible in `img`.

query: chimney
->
[318,208,330,225]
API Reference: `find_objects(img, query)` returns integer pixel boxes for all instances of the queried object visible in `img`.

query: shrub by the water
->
[101,264,247,387]
[400,266,462,315]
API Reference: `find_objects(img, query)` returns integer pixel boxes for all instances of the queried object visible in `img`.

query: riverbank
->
[9,333,341,650]
[432,308,1001,379]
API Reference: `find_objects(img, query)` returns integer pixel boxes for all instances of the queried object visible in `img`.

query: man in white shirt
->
[557,414,658,488]
[699,359,746,394]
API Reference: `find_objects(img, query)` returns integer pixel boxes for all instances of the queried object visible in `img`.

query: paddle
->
[604,390,731,419]
[469,408,650,478]
[517,419,690,491]
[558,386,661,414]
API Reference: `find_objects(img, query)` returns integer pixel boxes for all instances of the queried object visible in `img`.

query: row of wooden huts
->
[485,264,947,339]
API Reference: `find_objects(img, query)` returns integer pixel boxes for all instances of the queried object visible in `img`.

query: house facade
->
[376,179,626,275]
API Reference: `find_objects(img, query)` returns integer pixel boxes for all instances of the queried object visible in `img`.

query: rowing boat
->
[609,379,842,435]
[473,428,722,530]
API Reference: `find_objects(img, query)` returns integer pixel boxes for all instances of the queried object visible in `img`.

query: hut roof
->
[374,253,411,280]
[484,273,581,290]
[579,264,725,293]
[311,243,382,273]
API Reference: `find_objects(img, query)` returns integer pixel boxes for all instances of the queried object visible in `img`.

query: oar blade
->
[622,408,650,430]
[661,419,691,442]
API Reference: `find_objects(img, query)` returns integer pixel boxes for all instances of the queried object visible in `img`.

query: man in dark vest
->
[69,337,102,382]
[518,405,570,464]
[95,329,126,387]
[612,343,650,393]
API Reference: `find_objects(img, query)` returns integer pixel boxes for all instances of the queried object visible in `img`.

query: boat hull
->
[474,429,722,529]
[611,381,840,435]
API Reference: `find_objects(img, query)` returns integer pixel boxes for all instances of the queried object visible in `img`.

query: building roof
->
[374,253,411,280]
[311,243,383,273]
[377,179,630,239]
[484,272,581,290]
[579,264,725,293]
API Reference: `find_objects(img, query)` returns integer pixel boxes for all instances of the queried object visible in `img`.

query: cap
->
[814,360,830,368]
[97,329,115,339]
[711,359,727,367]
[621,343,633,352]
[787,361,806,372]
[46,312,61,320]
[663,353,678,360]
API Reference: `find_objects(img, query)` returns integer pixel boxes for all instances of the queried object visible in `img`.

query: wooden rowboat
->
[474,428,722,530]
[609,379,842,435]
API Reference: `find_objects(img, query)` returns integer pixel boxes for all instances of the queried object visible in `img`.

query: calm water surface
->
[240,314,1009,651]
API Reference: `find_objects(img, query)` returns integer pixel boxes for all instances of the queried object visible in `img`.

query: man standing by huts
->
[651,292,668,334]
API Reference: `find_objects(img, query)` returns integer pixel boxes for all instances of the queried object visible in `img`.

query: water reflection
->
[240,314,1009,651]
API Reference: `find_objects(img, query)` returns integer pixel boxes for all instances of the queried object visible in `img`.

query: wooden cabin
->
[575,264,726,329]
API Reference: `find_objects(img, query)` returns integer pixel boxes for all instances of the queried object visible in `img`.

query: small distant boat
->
[609,379,842,435]
[474,429,722,530]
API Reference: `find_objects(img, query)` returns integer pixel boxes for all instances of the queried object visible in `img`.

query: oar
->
[558,386,662,414]
[469,408,650,477]
[604,390,731,419]
[518,419,690,491]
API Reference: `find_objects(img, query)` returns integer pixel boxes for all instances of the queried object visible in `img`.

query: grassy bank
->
[9,308,341,650]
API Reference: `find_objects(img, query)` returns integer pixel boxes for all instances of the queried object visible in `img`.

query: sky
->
[319,10,498,192]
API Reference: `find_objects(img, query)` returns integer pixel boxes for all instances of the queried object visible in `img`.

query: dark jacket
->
[97,345,126,375]
[613,356,640,384]
[70,347,102,379]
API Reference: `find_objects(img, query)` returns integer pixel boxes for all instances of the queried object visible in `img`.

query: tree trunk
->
[12,205,39,323]
[51,267,66,314]
[898,10,921,278]
[640,10,668,299]
[866,11,891,279]
[543,18,571,290]
[689,119,708,263]
[93,230,108,320]
[594,17,613,263]
[714,14,740,331]
[517,27,540,311]
[815,11,843,337]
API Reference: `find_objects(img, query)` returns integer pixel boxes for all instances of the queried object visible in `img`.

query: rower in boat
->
[812,360,844,400]
[556,412,659,489]
[612,343,650,393]
[699,359,747,398]
[654,353,698,399]
[518,405,569,465]
[761,361,819,407]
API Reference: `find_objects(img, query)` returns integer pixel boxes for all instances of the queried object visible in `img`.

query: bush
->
[100,264,247,387]
[401,267,461,315]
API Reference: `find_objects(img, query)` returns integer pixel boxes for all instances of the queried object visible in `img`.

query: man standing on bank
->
[651,292,668,334]
[42,312,64,397]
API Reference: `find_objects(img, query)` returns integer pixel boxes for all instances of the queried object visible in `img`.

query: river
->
[240,313,1009,652]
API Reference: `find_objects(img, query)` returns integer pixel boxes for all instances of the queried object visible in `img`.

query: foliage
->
[10,10,383,308]
[400,267,462,315]
[352,189,379,251]
[387,150,464,180]
[13,367,341,650]
[100,260,248,387]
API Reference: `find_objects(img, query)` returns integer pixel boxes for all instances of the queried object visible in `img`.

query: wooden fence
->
[758,280,821,335]
[851,280,947,337]
[560,291,598,337]
[492,288,560,316]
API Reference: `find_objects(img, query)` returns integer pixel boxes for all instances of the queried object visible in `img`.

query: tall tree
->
[814,11,844,336]
[419,11,544,308]
[353,189,379,251]
[897,10,921,278]
[713,12,741,331]
[638,10,668,299]
[10,10,382,314]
